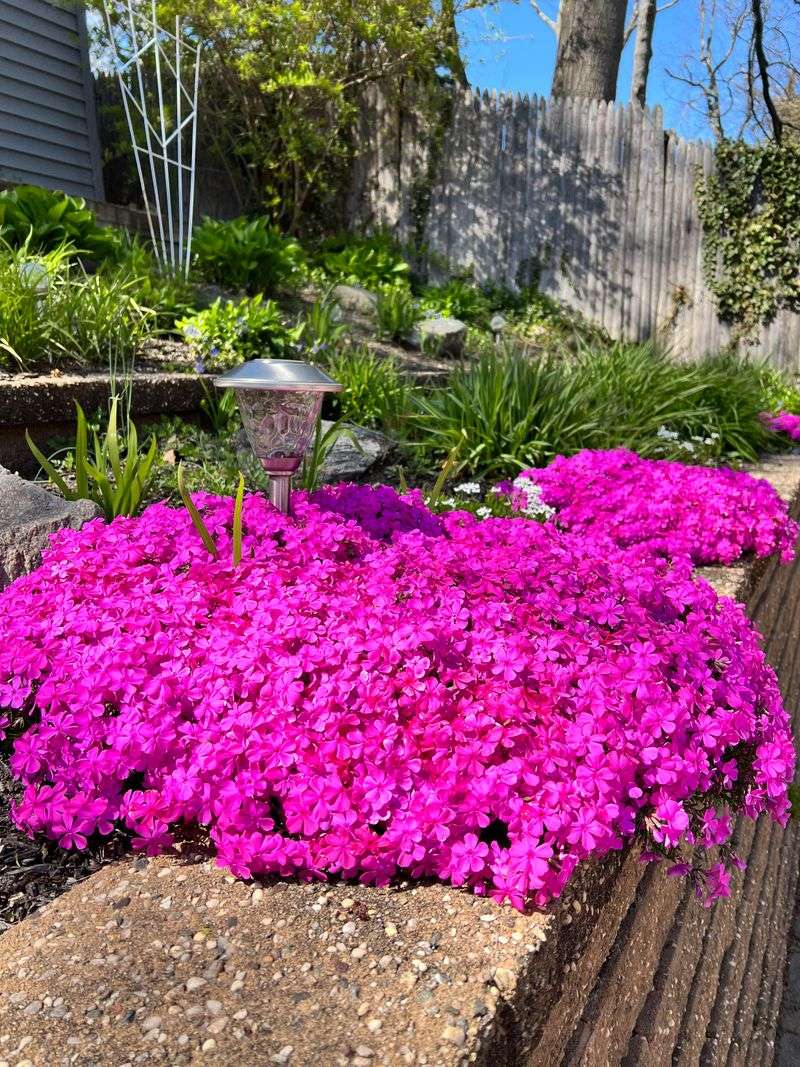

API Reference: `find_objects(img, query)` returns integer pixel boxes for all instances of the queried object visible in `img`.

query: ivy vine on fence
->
[696,139,800,339]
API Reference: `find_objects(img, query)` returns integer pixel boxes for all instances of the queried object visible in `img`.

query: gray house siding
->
[0,0,104,199]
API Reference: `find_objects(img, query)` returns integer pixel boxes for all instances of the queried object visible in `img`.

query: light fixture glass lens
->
[236,389,324,474]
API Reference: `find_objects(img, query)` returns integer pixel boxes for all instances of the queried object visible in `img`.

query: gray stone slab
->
[0,465,99,588]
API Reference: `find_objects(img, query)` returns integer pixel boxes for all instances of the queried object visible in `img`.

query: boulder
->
[416,316,468,358]
[0,465,99,588]
[234,421,393,484]
[318,420,393,483]
[331,284,378,318]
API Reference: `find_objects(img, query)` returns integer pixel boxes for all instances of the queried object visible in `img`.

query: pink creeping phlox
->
[0,478,794,909]
[516,449,799,566]
[764,412,800,442]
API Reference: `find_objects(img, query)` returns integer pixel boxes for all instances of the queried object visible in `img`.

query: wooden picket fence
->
[349,85,800,369]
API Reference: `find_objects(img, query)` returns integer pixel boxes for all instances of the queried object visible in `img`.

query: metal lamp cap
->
[213,358,343,393]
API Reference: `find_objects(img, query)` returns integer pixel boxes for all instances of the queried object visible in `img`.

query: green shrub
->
[300,294,348,354]
[326,346,412,431]
[108,238,197,331]
[199,381,240,436]
[146,418,269,504]
[420,279,491,326]
[0,242,154,370]
[318,233,410,290]
[408,340,791,478]
[28,398,157,520]
[0,185,124,261]
[566,340,718,458]
[571,343,779,465]
[409,347,593,477]
[376,286,417,342]
[177,295,303,371]
[192,216,305,294]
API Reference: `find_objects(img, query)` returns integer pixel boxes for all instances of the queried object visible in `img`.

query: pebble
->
[384,924,398,938]
[366,1019,382,1033]
[141,1016,162,1032]
[22,1002,42,1016]
[354,1047,374,1059]
[491,965,516,992]
[271,1046,294,1064]
[206,1000,223,1015]
[185,977,207,992]
[201,1038,217,1052]
[441,1024,466,1047]
[207,1016,229,1034]
[342,922,356,937]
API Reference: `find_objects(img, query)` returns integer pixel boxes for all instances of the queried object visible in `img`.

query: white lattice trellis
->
[103,0,201,277]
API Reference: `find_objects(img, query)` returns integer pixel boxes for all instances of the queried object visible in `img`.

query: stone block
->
[416,316,468,358]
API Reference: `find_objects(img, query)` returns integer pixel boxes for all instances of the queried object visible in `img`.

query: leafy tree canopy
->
[94,0,469,230]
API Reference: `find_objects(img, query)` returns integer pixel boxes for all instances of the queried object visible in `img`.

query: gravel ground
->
[0,756,128,933]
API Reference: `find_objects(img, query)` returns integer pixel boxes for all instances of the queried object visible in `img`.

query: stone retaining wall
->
[0,459,798,1067]
[0,370,204,475]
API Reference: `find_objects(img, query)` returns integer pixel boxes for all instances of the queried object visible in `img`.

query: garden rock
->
[234,422,393,484]
[332,284,378,318]
[416,316,467,358]
[318,420,393,483]
[0,465,98,588]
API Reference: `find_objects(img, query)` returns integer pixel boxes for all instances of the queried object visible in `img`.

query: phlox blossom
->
[0,478,794,910]
[517,449,798,566]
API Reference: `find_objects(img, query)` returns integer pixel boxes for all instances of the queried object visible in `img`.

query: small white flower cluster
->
[512,476,556,520]
[656,426,720,457]
[453,482,481,496]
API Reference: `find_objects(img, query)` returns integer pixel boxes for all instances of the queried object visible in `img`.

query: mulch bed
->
[0,755,129,932]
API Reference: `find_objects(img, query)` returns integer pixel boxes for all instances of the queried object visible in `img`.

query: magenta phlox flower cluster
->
[764,412,800,441]
[0,483,793,909]
[518,449,798,566]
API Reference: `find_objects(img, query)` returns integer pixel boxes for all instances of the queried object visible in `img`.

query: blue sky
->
[456,1,754,141]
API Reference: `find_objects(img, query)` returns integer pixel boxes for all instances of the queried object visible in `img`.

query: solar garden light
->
[490,313,508,346]
[214,359,342,514]
[19,260,49,301]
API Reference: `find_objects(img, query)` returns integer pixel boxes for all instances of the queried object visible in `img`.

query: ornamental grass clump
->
[0,483,793,909]
[519,449,799,567]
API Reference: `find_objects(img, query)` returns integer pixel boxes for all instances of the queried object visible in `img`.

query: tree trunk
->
[551,0,627,101]
[631,0,657,107]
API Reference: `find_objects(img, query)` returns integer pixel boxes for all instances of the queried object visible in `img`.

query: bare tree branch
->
[624,3,639,47]
[751,0,784,139]
[529,0,559,36]
[631,0,657,105]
